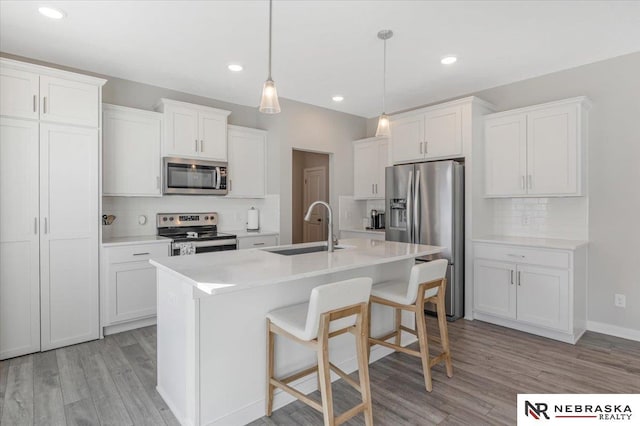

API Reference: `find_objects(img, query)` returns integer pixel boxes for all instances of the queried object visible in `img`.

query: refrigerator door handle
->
[413,169,420,243]
[406,170,413,243]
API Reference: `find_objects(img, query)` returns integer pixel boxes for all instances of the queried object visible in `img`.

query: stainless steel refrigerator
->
[385,160,464,320]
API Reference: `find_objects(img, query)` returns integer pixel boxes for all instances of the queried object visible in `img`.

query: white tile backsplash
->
[491,197,588,240]
[102,194,280,239]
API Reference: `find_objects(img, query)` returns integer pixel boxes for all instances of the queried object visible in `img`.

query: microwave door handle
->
[216,167,222,189]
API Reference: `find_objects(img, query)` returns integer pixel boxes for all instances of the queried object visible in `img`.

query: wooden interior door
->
[303,166,327,243]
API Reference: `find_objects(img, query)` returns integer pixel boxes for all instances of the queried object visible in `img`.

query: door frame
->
[303,166,328,242]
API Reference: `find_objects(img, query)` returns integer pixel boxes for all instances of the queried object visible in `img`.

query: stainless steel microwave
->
[163,157,228,195]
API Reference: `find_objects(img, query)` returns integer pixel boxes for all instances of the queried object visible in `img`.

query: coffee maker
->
[370,210,385,230]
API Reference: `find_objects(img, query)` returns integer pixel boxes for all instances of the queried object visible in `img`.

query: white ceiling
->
[1,1,639,118]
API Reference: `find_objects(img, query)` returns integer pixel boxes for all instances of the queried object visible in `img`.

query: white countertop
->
[149,238,443,296]
[473,235,588,250]
[225,229,279,238]
[340,228,385,234]
[102,235,171,247]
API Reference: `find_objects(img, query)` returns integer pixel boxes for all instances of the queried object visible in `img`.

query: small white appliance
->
[247,207,260,231]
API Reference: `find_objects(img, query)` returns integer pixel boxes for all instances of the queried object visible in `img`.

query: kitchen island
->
[150,238,443,426]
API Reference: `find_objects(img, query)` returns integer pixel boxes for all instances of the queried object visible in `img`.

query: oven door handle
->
[182,239,237,248]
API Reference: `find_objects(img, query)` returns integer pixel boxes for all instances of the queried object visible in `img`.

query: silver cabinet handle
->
[156,176,161,190]
[510,269,514,285]
[424,141,428,154]
[507,253,525,258]
[43,97,47,114]
[133,252,150,256]
[372,183,374,194]
[229,179,232,191]
[34,217,38,234]
[521,176,525,190]
[200,140,204,152]
[33,95,37,112]
[195,139,198,152]
[517,271,521,286]
[253,242,265,246]
[527,174,533,189]
[44,217,48,234]
[375,183,378,194]
[419,142,423,154]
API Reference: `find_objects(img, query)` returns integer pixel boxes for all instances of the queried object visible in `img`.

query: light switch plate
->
[614,293,626,308]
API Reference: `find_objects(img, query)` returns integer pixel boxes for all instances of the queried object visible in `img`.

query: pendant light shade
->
[259,0,281,114]
[375,29,393,137]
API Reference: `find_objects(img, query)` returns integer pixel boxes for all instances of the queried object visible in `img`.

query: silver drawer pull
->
[507,254,525,258]
[133,252,150,256]
[253,242,265,246]
[33,95,37,112]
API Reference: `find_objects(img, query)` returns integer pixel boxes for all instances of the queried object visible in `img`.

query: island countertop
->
[149,238,443,296]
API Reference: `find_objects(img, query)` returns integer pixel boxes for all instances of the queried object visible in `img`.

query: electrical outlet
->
[521,214,530,226]
[614,293,626,308]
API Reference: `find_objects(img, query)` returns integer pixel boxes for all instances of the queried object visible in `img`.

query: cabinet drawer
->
[238,235,278,250]
[474,243,569,269]
[105,243,170,264]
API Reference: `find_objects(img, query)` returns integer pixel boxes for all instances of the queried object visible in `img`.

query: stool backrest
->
[304,277,373,341]
[407,259,448,304]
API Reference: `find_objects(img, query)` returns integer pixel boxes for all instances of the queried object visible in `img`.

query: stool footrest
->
[270,378,323,413]
[329,362,360,393]
[281,365,319,384]
[400,325,417,336]
[429,352,449,368]
[335,402,367,425]
[368,337,422,358]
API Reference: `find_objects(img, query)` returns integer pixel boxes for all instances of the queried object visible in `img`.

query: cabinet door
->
[40,124,99,350]
[423,106,462,159]
[526,105,578,195]
[40,76,99,127]
[376,139,389,199]
[484,114,528,196]
[390,114,424,163]
[164,105,199,157]
[198,111,227,161]
[0,67,39,120]
[353,140,378,199]
[108,262,158,324]
[516,265,569,331]
[473,259,516,319]
[0,118,40,360]
[103,107,162,196]
[227,127,266,198]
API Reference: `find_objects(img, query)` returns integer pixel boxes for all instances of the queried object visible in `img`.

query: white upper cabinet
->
[484,114,528,196]
[103,104,162,197]
[227,125,267,198]
[484,97,590,197]
[0,67,39,120]
[40,76,100,127]
[156,98,230,161]
[1,60,102,127]
[390,103,463,164]
[353,137,388,199]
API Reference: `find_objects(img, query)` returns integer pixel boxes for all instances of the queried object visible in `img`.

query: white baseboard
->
[587,321,640,342]
[103,316,156,336]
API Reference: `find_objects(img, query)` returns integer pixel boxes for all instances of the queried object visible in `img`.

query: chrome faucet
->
[304,201,337,252]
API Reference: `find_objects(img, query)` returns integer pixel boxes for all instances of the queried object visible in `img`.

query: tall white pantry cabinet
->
[0,58,105,360]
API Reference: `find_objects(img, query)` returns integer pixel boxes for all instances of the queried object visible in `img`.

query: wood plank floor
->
[1,319,639,425]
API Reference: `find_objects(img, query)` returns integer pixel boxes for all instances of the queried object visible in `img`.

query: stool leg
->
[415,306,433,392]
[394,308,402,346]
[317,316,335,426]
[356,305,374,426]
[436,282,453,378]
[265,319,275,416]
[366,302,372,364]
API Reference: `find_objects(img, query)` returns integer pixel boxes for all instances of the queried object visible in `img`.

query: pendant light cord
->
[382,37,386,113]
[268,0,273,80]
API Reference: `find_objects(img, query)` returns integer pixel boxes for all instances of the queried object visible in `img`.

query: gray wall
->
[1,52,367,245]
[368,52,640,334]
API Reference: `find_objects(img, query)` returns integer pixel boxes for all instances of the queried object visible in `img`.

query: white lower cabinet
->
[473,241,585,344]
[237,234,278,250]
[101,242,170,335]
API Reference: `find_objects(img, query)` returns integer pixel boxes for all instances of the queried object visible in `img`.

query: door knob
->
[317,218,322,222]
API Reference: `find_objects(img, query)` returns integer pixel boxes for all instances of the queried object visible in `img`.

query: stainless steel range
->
[157,212,237,255]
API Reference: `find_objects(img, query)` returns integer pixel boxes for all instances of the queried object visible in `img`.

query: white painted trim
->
[390,96,495,120]
[155,98,231,116]
[103,316,157,336]
[103,103,163,118]
[157,385,193,426]
[0,57,107,86]
[484,96,592,120]
[587,321,640,342]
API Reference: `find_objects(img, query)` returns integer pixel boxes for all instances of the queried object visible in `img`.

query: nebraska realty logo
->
[517,394,639,424]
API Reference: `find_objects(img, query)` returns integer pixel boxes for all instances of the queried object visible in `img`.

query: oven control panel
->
[157,212,218,228]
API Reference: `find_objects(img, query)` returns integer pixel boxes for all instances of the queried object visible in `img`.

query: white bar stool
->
[368,259,452,392]
[266,277,374,426]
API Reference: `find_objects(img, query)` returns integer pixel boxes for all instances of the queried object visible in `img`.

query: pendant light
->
[259,0,281,114]
[375,29,393,137]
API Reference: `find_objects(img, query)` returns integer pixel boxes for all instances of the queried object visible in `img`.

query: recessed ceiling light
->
[228,64,243,72]
[332,95,344,102]
[38,6,66,19]
[441,56,457,65]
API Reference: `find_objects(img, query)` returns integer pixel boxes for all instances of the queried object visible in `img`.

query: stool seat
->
[267,302,309,341]
[372,280,439,305]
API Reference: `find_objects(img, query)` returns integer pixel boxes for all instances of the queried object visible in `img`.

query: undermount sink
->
[265,245,344,256]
